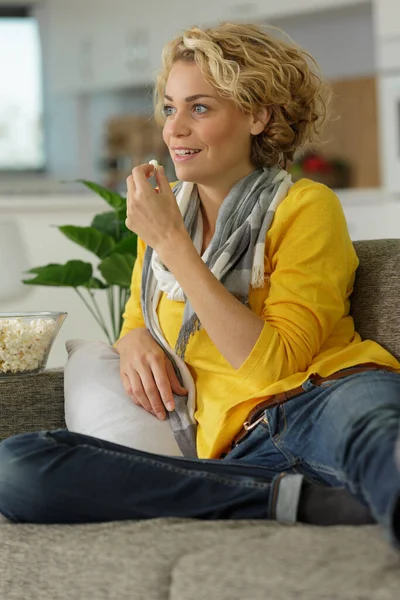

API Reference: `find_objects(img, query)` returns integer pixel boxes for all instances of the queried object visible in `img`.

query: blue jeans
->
[1,369,400,547]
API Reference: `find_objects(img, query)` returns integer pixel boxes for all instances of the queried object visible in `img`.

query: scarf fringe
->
[252,264,266,289]
[175,313,202,360]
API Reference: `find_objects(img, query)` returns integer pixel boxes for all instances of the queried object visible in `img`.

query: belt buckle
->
[243,412,266,432]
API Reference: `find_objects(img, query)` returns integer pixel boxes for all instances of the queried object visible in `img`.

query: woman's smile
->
[172,147,203,162]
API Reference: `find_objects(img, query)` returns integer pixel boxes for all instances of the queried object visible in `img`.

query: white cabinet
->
[201,0,369,24]
[46,0,157,93]
[377,75,400,192]
[374,0,400,72]
[374,0,400,38]
[46,0,98,93]
[89,3,151,91]
[374,0,400,190]
[337,189,400,241]
[43,0,373,94]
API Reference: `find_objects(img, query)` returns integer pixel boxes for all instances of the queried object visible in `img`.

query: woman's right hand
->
[115,328,188,421]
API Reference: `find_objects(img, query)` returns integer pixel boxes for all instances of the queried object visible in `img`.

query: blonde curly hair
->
[154,22,331,168]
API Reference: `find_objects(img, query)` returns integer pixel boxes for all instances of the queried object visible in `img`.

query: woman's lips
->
[172,150,202,163]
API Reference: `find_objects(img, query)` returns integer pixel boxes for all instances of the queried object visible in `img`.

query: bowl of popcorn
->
[0,312,67,378]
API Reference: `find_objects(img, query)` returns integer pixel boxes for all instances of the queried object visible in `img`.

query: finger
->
[138,366,166,420]
[125,176,135,223]
[131,164,155,194]
[126,174,136,197]
[126,368,153,413]
[125,175,137,229]
[154,165,170,194]
[122,372,145,408]
[165,360,188,399]
[122,372,134,399]
[152,359,176,412]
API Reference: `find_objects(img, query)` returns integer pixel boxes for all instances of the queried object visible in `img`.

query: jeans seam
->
[269,405,298,467]
[302,459,342,479]
[45,439,273,491]
[281,404,288,437]
[271,405,288,444]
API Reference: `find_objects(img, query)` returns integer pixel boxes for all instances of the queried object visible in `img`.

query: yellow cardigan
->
[119,178,400,459]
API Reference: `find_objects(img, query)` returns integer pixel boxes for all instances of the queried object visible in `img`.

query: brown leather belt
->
[231,362,396,450]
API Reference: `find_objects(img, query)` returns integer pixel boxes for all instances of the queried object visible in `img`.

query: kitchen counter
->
[1,185,399,212]
[0,194,105,213]
[0,174,96,196]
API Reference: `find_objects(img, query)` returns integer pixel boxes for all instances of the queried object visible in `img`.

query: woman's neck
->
[196,165,258,233]
[197,185,225,234]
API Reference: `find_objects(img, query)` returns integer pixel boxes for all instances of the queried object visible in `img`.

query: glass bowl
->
[0,311,67,378]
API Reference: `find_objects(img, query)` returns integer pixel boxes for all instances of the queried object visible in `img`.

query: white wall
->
[270,3,375,79]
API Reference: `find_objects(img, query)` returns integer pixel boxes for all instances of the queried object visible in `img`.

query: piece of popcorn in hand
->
[149,159,160,171]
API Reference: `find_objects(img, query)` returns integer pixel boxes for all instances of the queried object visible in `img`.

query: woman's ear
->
[250,107,270,136]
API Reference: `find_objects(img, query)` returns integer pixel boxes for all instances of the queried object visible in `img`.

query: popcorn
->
[149,159,160,171]
[0,318,57,374]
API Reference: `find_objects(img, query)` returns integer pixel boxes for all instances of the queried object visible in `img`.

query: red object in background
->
[302,154,333,174]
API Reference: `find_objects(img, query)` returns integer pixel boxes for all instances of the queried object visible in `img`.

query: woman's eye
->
[161,104,208,117]
[193,104,208,114]
[161,105,175,117]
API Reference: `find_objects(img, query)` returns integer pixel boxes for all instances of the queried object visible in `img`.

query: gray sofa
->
[1,239,400,600]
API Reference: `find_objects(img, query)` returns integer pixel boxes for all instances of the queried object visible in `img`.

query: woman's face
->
[162,61,261,187]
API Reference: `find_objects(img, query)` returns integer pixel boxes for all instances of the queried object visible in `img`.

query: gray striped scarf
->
[141,166,292,457]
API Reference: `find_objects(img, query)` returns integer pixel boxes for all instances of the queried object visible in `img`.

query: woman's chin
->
[174,162,200,181]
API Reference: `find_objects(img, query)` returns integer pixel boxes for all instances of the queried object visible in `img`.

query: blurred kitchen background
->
[1,0,400,366]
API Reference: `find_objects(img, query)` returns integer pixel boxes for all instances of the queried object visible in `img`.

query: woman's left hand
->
[125,163,189,256]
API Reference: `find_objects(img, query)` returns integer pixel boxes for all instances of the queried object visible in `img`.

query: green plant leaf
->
[27,263,61,273]
[116,204,127,220]
[58,225,115,258]
[22,261,93,287]
[110,233,138,257]
[84,277,109,289]
[77,180,126,210]
[99,253,136,288]
[91,211,130,241]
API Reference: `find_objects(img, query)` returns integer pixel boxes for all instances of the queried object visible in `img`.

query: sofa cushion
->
[170,524,400,600]
[0,369,65,441]
[64,339,182,455]
[1,519,399,600]
[352,239,400,361]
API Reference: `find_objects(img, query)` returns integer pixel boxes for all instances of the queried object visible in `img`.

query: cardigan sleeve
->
[234,183,359,392]
[117,235,147,340]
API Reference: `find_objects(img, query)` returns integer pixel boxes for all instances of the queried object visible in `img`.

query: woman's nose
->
[165,112,191,138]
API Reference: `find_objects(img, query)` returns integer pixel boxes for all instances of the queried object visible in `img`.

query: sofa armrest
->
[0,369,65,441]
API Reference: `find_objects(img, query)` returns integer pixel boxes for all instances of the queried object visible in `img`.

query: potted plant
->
[22,181,137,345]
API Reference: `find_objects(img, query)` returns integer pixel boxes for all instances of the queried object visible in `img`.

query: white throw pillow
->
[64,339,183,456]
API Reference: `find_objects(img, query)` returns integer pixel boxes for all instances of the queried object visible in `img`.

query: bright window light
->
[0,17,45,170]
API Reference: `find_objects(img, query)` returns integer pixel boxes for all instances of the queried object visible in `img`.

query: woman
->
[1,22,400,548]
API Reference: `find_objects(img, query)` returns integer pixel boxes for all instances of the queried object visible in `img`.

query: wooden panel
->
[322,76,380,188]
[103,115,168,190]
